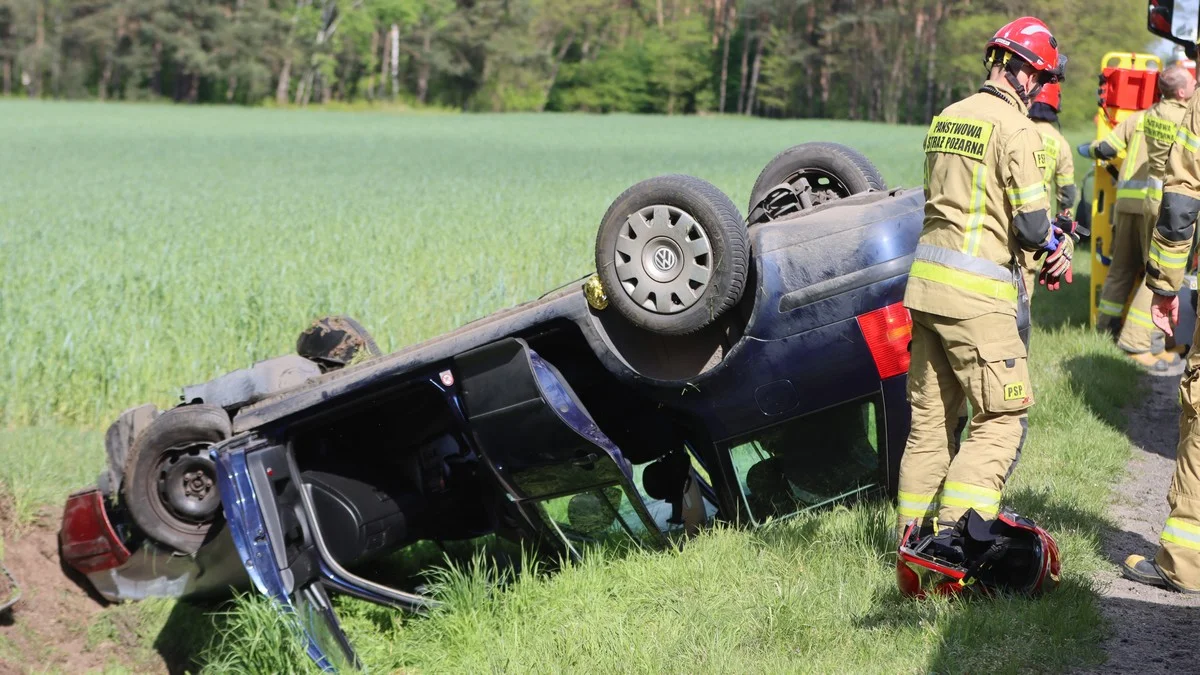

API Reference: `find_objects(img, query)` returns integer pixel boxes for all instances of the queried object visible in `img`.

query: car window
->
[630,457,718,535]
[726,399,881,524]
[535,485,662,557]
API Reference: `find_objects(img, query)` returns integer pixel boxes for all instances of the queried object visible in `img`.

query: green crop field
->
[0,100,1136,673]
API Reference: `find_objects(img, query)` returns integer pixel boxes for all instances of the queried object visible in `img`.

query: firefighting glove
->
[1054,211,1087,241]
[1076,142,1093,158]
[1035,228,1074,291]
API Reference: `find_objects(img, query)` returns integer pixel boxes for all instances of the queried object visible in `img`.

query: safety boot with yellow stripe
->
[1122,555,1200,594]
[1127,349,1184,376]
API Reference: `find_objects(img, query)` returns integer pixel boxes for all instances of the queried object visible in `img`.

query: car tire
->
[595,174,748,336]
[122,404,231,554]
[747,142,887,224]
[296,315,383,371]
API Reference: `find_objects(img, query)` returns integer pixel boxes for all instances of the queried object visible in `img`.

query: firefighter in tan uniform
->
[1122,71,1200,593]
[1080,68,1195,371]
[896,17,1069,534]
[1082,109,1153,342]
[1022,77,1077,300]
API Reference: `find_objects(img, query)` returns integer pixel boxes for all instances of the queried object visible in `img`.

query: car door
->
[215,435,437,671]
[453,338,668,558]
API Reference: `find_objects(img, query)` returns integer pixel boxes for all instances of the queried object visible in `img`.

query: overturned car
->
[61,143,921,669]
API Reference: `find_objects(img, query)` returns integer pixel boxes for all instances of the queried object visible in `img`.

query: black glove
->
[1054,212,1087,240]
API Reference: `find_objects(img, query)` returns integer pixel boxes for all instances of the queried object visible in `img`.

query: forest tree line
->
[0,0,1155,127]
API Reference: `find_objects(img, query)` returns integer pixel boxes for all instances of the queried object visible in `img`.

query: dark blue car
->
[61,143,922,670]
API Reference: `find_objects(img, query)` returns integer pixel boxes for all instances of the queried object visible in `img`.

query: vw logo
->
[653,246,677,272]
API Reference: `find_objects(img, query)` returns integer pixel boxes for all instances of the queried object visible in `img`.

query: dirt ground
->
[1084,372,1200,673]
[0,510,160,674]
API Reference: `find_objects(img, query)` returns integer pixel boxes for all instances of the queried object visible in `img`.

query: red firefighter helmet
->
[897,509,1061,598]
[985,17,1059,73]
[1033,82,1062,111]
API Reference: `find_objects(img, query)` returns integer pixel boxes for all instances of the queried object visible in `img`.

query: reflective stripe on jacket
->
[1032,121,1075,214]
[905,79,1050,320]
[1115,117,1149,202]
[1149,92,1200,295]
[1093,111,1150,214]
[1144,98,1188,203]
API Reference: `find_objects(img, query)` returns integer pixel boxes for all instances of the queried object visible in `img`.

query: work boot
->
[1096,316,1121,340]
[1122,555,1200,594]
[1127,351,1185,376]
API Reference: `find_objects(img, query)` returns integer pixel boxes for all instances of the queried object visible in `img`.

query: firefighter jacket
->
[1148,94,1200,296]
[1087,110,1150,214]
[905,78,1054,320]
[1145,97,1190,203]
[1032,120,1077,214]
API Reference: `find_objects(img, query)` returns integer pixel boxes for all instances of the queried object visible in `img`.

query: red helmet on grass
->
[897,508,1061,598]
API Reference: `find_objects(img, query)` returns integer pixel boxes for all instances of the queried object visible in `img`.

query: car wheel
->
[747,142,887,224]
[122,404,230,554]
[595,174,748,336]
[296,315,383,371]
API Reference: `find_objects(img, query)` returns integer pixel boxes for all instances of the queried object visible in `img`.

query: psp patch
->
[1034,151,1048,169]
[1004,382,1027,401]
[924,116,995,161]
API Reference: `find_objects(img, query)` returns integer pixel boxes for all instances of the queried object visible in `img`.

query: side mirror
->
[1150,0,1200,59]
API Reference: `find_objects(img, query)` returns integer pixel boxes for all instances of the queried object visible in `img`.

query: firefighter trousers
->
[896,309,1032,532]
[1156,318,1200,591]
[1099,207,1147,338]
[1116,202,1165,354]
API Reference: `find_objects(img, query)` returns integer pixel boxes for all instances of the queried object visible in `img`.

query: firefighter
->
[1122,65,1200,593]
[1079,67,1195,372]
[896,17,1068,535]
[1022,68,1077,300]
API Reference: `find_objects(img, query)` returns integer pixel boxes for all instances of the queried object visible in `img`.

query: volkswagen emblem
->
[653,246,678,272]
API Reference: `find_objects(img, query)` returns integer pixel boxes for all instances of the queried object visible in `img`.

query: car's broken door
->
[215,434,437,671]
[453,338,667,557]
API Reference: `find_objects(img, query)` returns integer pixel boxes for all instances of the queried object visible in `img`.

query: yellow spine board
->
[1090,51,1162,327]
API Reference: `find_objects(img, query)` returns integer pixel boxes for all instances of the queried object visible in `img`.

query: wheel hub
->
[643,237,683,282]
[612,205,712,315]
[158,444,220,523]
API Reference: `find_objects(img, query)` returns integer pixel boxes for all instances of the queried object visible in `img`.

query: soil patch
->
[0,509,161,674]
[1086,373,1200,673]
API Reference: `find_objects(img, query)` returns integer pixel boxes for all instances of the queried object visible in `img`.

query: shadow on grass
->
[1031,269,1092,330]
[154,600,223,674]
[1065,352,1146,432]
[1065,350,1182,460]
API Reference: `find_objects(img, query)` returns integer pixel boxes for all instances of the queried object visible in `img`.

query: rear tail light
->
[857,302,912,379]
[61,488,130,575]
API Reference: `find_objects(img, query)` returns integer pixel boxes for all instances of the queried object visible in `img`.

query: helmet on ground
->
[985,17,1059,74]
[897,508,1061,598]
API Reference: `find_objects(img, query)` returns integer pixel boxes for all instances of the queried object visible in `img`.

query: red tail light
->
[61,488,130,575]
[857,303,912,379]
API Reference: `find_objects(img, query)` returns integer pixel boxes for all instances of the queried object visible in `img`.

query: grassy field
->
[0,100,1138,673]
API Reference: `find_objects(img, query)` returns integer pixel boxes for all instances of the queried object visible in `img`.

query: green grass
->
[0,101,1140,672]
